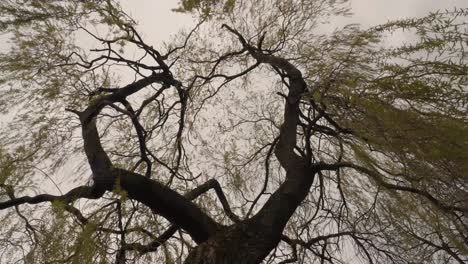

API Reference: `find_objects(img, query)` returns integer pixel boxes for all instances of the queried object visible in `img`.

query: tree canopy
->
[0,0,467,263]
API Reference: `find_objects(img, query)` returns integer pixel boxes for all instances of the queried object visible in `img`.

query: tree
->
[0,0,467,263]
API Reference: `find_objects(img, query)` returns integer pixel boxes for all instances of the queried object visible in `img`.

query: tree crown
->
[0,0,466,263]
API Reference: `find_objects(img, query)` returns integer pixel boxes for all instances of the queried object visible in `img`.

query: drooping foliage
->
[0,0,466,263]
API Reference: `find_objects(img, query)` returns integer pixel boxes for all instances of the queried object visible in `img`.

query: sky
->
[0,2,466,260]
[119,0,468,45]
[350,0,467,25]
[1,0,466,192]
[2,0,467,54]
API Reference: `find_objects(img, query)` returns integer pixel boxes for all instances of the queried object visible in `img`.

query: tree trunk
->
[185,166,315,264]
[184,221,280,264]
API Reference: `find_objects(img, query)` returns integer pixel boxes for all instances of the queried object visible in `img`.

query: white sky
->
[350,0,467,24]
[120,0,468,44]
[1,0,466,190]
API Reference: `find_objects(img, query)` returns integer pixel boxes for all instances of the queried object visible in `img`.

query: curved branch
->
[216,25,318,257]
[184,178,241,223]
[124,178,240,253]
[111,168,222,244]
[223,23,307,170]
[65,72,223,243]
[0,185,100,210]
[123,225,178,254]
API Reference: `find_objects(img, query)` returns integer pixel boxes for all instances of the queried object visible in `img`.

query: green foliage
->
[305,9,467,191]
[0,1,466,263]
[33,201,69,262]
[112,176,128,201]
[72,223,100,264]
[174,0,237,16]
[0,149,15,185]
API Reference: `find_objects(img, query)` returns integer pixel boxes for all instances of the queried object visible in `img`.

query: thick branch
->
[124,178,239,253]
[66,73,222,243]
[222,24,307,170]
[219,25,316,253]
[113,168,222,243]
[78,72,178,122]
[0,172,225,244]
[0,185,100,210]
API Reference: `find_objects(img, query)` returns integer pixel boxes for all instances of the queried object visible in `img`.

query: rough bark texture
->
[184,167,315,264]
[114,168,222,243]
[75,71,223,243]
[181,25,315,263]
[1,23,318,264]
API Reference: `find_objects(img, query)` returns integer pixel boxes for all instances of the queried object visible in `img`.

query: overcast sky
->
[0,0,465,212]
[120,0,468,45]
[350,0,467,24]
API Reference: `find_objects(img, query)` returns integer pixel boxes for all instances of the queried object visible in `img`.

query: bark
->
[113,168,222,243]
[184,166,315,264]
[1,30,320,262]
[183,25,316,263]
[74,72,223,243]
[0,185,100,209]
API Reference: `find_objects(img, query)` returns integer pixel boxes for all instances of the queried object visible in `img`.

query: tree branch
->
[111,168,222,243]
[184,178,241,223]
[66,73,223,243]
[311,161,468,214]
[222,23,307,170]
[123,178,240,253]
[0,185,100,210]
